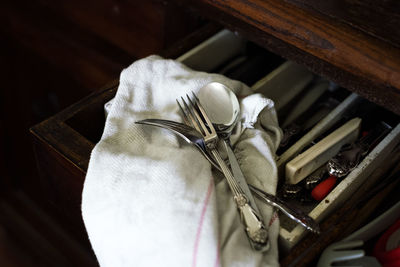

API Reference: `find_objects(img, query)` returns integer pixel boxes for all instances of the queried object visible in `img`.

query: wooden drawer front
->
[31,28,400,265]
[173,0,400,116]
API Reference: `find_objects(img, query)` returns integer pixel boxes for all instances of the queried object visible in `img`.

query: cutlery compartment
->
[31,28,400,264]
[248,54,400,252]
[278,119,400,251]
[177,29,284,85]
[266,81,400,251]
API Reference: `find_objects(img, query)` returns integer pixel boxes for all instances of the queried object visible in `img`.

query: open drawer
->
[31,29,400,265]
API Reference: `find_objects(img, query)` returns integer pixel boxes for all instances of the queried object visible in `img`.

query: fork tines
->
[177,92,217,145]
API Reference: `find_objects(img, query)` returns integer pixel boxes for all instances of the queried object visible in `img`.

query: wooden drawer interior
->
[31,28,400,265]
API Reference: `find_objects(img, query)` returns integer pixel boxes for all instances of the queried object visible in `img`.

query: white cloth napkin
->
[82,55,282,267]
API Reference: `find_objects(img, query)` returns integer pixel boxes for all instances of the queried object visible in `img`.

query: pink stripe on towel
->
[192,178,214,267]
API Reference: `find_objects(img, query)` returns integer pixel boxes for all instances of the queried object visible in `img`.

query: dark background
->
[0,1,204,265]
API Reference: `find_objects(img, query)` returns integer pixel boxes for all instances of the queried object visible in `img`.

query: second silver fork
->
[177,93,270,251]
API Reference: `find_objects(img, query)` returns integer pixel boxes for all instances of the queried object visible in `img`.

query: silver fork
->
[177,93,270,251]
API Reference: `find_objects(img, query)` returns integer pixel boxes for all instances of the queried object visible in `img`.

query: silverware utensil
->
[177,92,270,251]
[196,82,240,137]
[327,121,392,177]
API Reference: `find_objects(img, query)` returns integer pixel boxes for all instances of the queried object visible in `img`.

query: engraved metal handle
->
[210,148,270,250]
[328,121,392,177]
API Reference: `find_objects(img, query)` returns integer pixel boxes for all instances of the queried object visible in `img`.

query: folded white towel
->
[82,55,282,267]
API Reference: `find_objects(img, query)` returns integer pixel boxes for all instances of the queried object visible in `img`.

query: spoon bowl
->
[198,82,240,136]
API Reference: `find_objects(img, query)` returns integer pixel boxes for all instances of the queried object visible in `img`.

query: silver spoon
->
[198,82,320,234]
[197,82,240,138]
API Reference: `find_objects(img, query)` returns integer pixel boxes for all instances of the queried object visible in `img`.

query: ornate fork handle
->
[177,93,269,251]
[209,148,269,248]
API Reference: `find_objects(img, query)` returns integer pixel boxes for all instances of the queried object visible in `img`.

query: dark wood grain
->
[32,0,205,58]
[286,0,400,48]
[28,84,118,265]
[0,119,10,190]
[0,222,42,267]
[0,1,132,90]
[0,191,99,267]
[174,0,400,115]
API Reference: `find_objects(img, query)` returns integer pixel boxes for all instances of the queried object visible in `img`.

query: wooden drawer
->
[31,29,400,266]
